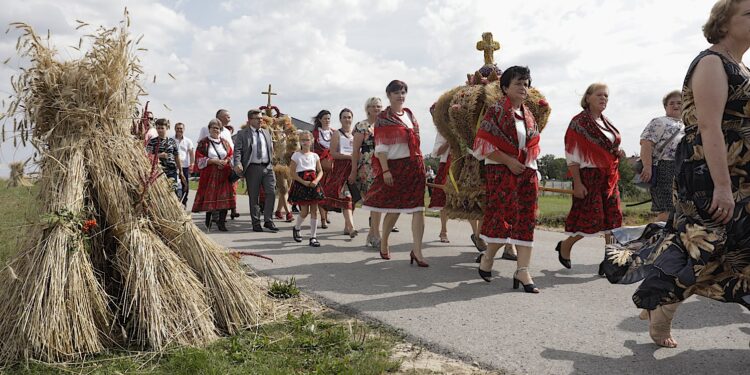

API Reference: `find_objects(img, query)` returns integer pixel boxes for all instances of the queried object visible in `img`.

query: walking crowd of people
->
[141,0,748,351]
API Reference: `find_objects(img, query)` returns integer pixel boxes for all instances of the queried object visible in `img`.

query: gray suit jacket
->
[233,126,274,174]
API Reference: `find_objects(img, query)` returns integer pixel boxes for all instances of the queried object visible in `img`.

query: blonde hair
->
[580,83,608,109]
[364,97,382,112]
[662,90,682,107]
[298,130,313,147]
[703,0,744,44]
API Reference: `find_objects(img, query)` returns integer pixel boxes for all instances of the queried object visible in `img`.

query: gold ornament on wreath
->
[431,32,552,220]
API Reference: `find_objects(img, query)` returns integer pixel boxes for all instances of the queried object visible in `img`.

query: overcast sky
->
[0,0,722,174]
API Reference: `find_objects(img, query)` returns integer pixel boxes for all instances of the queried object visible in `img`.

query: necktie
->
[255,130,262,160]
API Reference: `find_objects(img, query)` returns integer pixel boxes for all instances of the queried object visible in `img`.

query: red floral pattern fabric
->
[364,156,425,212]
[480,165,538,243]
[564,167,622,234]
[428,159,450,209]
[322,159,353,210]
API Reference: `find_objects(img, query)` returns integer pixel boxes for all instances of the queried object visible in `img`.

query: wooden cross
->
[476,32,501,65]
[261,84,277,116]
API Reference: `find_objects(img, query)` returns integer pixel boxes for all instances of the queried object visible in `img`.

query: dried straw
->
[7,161,32,187]
[0,15,269,365]
[0,146,111,362]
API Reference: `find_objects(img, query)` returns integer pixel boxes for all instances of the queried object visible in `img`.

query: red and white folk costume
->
[427,132,450,211]
[472,97,540,247]
[323,129,354,210]
[563,110,623,236]
[362,107,426,213]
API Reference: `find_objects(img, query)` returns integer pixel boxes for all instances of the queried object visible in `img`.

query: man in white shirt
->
[174,122,194,207]
[233,109,278,232]
[199,109,235,149]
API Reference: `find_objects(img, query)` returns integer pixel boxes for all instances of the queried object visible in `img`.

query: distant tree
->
[537,154,556,180]
[618,155,639,198]
[549,158,569,180]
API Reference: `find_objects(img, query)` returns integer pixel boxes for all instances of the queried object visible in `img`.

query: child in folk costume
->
[556,83,625,270]
[471,66,541,293]
[288,130,326,247]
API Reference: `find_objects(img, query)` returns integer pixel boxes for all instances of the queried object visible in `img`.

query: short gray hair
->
[207,118,221,128]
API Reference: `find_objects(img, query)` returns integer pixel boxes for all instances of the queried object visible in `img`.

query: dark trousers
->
[181,167,190,206]
[246,164,276,225]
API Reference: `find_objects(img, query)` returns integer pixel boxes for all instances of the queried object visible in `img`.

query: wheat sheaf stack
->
[0,15,269,364]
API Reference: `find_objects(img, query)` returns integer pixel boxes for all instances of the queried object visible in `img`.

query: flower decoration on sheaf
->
[538,99,548,107]
[679,224,719,259]
[82,219,98,234]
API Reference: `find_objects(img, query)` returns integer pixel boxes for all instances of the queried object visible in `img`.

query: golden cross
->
[261,84,277,116]
[476,32,501,65]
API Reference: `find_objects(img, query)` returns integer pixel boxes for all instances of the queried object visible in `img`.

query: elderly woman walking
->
[556,83,625,269]
[192,118,236,232]
[638,90,684,222]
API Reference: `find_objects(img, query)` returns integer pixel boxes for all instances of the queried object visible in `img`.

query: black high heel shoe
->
[513,268,540,293]
[477,253,492,282]
[555,241,572,269]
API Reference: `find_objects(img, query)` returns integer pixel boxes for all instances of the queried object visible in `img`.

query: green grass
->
[424,191,654,227]
[0,181,40,265]
[268,277,301,299]
[0,182,402,374]
[8,312,401,374]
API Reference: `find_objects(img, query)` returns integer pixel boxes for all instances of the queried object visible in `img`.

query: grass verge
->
[0,182,402,374]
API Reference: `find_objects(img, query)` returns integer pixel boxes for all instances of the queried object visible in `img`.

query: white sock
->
[295,215,304,230]
[310,218,318,238]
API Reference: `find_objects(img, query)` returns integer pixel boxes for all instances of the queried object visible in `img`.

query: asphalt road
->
[195,193,750,375]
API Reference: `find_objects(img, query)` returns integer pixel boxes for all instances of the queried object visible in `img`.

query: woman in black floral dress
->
[602,0,750,348]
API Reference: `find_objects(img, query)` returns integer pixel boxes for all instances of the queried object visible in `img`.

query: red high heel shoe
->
[379,248,391,260]
[410,251,429,267]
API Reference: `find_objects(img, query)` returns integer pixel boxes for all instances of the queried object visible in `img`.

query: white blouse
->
[317,128,332,149]
[291,151,319,172]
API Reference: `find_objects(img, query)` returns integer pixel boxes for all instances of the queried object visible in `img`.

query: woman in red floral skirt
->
[192,119,236,232]
[312,110,333,228]
[556,83,625,269]
[325,108,358,237]
[471,66,541,293]
[362,80,427,266]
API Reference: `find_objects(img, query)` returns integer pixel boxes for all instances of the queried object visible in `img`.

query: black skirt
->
[288,170,325,205]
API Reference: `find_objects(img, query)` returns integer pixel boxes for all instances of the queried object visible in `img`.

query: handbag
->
[208,140,240,183]
[635,128,681,186]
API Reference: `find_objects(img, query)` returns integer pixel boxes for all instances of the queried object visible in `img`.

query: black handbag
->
[209,140,240,183]
[635,128,680,187]
[228,170,242,184]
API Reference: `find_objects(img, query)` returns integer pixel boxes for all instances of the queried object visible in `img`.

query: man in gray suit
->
[233,109,278,232]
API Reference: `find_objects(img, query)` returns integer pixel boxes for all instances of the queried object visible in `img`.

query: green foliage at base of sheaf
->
[5,312,402,375]
[268,277,301,299]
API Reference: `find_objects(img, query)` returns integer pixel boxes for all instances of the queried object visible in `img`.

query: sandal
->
[439,232,450,243]
[641,305,678,348]
[309,237,321,247]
